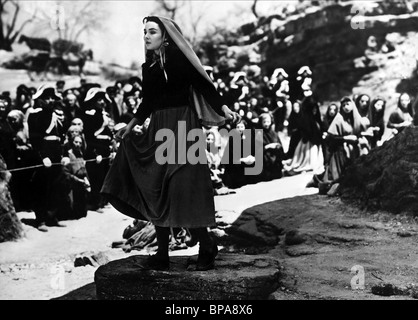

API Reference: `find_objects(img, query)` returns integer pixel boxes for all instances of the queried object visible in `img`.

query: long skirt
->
[284,140,324,175]
[101,105,216,228]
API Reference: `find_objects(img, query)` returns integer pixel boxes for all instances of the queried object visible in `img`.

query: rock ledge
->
[95,253,281,300]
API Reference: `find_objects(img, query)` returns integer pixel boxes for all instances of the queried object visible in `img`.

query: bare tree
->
[151,0,210,49]
[0,0,39,51]
[251,0,259,19]
[153,0,185,20]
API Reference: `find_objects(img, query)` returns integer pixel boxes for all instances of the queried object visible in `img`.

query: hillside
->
[215,1,418,108]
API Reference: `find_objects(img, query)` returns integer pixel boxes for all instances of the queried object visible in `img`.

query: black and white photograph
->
[1,0,418,305]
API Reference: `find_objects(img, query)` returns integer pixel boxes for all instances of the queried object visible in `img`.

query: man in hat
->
[81,88,113,212]
[27,85,70,231]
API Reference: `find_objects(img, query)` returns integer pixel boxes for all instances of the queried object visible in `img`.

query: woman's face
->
[341,100,354,114]
[261,116,272,129]
[73,136,83,150]
[400,94,410,109]
[206,133,215,145]
[236,122,246,134]
[144,21,164,52]
[71,118,83,129]
[373,100,384,112]
[328,105,338,117]
[359,95,370,108]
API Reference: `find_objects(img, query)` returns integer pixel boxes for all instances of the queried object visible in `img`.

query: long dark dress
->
[101,49,225,228]
[260,125,284,181]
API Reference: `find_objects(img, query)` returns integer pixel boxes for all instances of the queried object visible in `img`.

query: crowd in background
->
[0,62,417,231]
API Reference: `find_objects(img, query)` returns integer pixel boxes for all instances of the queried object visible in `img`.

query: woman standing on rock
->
[101,16,240,271]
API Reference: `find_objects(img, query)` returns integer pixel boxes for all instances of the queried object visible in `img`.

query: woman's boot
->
[145,226,170,270]
[192,227,218,271]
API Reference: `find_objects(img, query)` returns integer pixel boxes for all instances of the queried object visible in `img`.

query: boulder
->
[95,254,281,300]
[339,126,418,215]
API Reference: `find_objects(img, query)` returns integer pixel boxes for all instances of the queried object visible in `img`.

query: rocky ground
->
[1,172,417,300]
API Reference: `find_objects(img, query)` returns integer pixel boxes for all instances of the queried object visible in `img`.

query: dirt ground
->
[1,172,417,300]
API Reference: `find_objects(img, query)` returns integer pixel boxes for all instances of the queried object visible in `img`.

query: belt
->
[44,136,61,141]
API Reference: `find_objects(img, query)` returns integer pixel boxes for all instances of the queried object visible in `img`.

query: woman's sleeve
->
[134,66,153,125]
[134,99,152,125]
[184,55,225,117]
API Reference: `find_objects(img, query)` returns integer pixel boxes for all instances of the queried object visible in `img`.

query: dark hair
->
[369,97,386,126]
[143,16,180,63]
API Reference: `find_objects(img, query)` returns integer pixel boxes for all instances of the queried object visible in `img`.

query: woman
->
[259,112,284,181]
[387,92,413,138]
[101,16,239,271]
[283,96,324,175]
[205,131,230,195]
[322,103,339,165]
[355,94,371,119]
[365,97,386,149]
[221,119,258,189]
[64,134,90,220]
[307,96,368,192]
[284,100,302,161]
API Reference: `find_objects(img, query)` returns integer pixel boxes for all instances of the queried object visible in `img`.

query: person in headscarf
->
[0,94,15,169]
[387,92,413,139]
[283,96,324,176]
[258,112,284,181]
[101,16,240,271]
[221,119,259,189]
[322,103,339,165]
[284,100,303,161]
[6,110,36,212]
[307,96,368,192]
[364,97,386,149]
[355,94,371,119]
[64,134,90,220]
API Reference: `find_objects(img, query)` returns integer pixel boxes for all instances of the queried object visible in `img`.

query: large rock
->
[95,254,280,300]
[339,126,418,215]
[0,155,23,242]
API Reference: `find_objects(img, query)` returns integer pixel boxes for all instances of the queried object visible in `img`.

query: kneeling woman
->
[283,96,324,175]
[308,96,368,191]
[101,16,239,271]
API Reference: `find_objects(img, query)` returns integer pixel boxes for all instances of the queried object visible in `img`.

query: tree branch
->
[251,0,259,19]
[6,0,19,39]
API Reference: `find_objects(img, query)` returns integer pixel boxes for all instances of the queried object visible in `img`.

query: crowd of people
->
[0,62,417,231]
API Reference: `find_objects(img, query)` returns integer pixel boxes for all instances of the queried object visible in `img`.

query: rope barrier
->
[0,156,112,174]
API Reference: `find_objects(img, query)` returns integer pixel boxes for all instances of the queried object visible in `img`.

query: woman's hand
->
[222,105,241,125]
[240,155,256,165]
[344,135,358,143]
[265,143,279,149]
[115,118,139,141]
